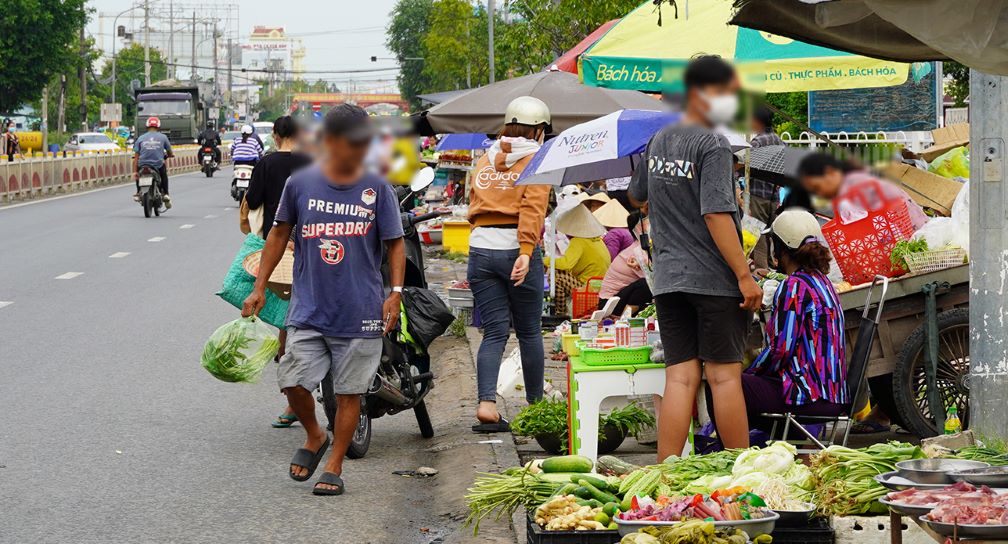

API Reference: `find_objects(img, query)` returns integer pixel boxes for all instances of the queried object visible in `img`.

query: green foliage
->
[386,0,435,110]
[943,61,969,108]
[96,43,169,127]
[890,238,929,271]
[448,315,467,338]
[0,0,89,113]
[422,0,483,92]
[603,401,656,437]
[511,398,569,437]
[764,92,808,137]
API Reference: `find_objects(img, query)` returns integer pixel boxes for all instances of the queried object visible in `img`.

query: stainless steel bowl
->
[875,470,950,491]
[895,459,990,485]
[772,502,817,526]
[615,511,779,538]
[921,515,1008,539]
[949,466,1008,487]
[879,496,936,517]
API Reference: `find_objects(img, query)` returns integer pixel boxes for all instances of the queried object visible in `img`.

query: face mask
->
[701,92,739,125]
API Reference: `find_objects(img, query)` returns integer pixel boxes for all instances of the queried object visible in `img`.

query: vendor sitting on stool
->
[710,209,847,437]
[546,204,611,315]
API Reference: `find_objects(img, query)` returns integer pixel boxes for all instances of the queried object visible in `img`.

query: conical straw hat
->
[584,192,611,205]
[592,199,629,228]
[557,203,607,238]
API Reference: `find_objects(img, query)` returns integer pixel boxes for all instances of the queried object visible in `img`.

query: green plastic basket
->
[575,342,653,366]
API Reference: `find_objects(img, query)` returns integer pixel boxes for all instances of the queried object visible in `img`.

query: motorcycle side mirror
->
[409,167,435,193]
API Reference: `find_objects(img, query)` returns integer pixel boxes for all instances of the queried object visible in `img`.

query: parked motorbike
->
[200,146,218,178]
[136,165,164,218]
[231,164,254,202]
[318,168,452,459]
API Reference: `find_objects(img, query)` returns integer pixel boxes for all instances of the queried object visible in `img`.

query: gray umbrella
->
[742,145,811,189]
[413,67,662,135]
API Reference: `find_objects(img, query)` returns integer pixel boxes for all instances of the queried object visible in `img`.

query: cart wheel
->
[893,308,970,438]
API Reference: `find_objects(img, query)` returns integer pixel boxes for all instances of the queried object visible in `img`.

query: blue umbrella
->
[517,109,678,186]
[436,133,495,151]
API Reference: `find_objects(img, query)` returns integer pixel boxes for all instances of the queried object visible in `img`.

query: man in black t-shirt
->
[197,121,222,165]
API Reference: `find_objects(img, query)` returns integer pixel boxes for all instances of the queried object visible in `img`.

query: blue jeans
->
[468,247,545,404]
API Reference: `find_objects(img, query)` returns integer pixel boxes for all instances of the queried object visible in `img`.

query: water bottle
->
[944,405,962,435]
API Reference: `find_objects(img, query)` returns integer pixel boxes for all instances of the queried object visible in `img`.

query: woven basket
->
[242,249,295,300]
[904,248,967,275]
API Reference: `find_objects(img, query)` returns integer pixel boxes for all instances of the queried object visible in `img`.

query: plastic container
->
[526,512,620,544]
[822,180,916,285]
[561,333,581,356]
[571,276,604,319]
[904,248,967,275]
[771,516,834,544]
[576,343,652,366]
[441,221,471,254]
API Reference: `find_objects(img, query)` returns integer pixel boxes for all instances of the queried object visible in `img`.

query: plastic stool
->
[567,356,692,464]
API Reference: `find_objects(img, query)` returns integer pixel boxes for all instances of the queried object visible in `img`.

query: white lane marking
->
[0,301,13,309]
[148,236,166,242]
[204,214,218,219]
[223,207,232,211]
[179,224,195,229]
[109,252,131,259]
[55,272,84,280]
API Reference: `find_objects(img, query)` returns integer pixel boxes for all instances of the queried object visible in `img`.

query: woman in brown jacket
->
[469,97,552,432]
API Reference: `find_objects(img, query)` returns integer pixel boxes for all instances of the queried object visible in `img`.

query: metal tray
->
[896,459,989,485]
[614,511,779,538]
[772,502,817,526]
[920,515,1008,539]
[875,470,951,491]
[949,466,1008,488]
[879,496,936,517]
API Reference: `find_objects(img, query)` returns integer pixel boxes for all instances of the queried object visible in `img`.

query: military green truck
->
[133,83,206,144]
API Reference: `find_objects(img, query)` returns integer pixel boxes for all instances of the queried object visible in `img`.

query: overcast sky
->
[87,0,400,91]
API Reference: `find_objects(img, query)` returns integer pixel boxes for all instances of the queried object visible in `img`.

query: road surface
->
[0,171,508,544]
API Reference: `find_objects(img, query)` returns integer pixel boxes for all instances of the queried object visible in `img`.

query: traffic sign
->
[100,103,122,123]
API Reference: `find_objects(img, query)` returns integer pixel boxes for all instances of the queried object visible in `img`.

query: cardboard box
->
[920,123,970,162]
[882,162,964,216]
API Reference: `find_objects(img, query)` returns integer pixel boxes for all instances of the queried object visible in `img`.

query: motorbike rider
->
[132,116,174,208]
[231,124,263,167]
[197,120,222,166]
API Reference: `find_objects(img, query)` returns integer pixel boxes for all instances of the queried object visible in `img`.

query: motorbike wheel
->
[205,167,213,178]
[152,189,161,217]
[320,375,371,458]
[414,400,435,439]
[346,399,372,459]
[142,192,152,218]
[236,189,246,203]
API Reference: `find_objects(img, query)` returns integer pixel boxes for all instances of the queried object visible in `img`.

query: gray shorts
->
[277,328,383,395]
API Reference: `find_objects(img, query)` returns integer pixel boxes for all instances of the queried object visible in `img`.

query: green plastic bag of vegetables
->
[201,317,280,383]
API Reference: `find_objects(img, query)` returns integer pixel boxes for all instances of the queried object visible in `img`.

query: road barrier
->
[0,145,231,203]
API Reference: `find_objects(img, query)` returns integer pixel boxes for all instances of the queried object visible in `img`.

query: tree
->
[386,0,434,110]
[97,44,169,126]
[764,92,809,137]
[0,0,89,113]
[944,61,969,108]
[422,0,481,92]
[32,32,103,132]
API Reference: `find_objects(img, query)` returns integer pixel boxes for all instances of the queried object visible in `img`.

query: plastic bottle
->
[944,405,962,435]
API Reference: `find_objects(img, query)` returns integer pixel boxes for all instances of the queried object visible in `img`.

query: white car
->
[64,132,120,152]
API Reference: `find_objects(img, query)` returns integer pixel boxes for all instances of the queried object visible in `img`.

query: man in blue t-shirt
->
[243,104,405,496]
[132,116,174,207]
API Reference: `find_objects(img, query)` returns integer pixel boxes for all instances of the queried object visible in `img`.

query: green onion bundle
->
[810,442,924,515]
[465,471,559,534]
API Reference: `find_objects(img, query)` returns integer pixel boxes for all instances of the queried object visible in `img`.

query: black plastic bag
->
[401,287,455,351]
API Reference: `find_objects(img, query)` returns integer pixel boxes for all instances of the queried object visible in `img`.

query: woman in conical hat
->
[593,199,633,260]
[545,204,612,315]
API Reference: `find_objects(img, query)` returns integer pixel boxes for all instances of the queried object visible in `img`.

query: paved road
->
[0,172,504,544]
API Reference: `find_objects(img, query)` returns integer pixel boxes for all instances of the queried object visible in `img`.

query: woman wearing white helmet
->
[231,124,263,166]
[468,96,552,433]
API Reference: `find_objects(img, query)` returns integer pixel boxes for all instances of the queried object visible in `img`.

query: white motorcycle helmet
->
[240,124,254,135]
[504,96,551,132]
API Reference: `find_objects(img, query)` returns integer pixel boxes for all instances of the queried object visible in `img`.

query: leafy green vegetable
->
[733,441,796,476]
[465,470,557,534]
[511,399,657,451]
[655,449,741,493]
[810,442,924,515]
[201,317,279,383]
[890,238,929,271]
[603,401,656,437]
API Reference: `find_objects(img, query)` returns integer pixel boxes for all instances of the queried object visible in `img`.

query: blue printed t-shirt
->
[274,165,404,337]
[133,131,172,168]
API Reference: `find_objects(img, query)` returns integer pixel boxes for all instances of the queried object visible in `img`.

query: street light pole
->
[111,4,143,103]
[488,0,495,83]
[143,0,151,86]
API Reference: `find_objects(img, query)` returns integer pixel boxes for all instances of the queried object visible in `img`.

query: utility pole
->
[213,24,219,101]
[79,23,88,130]
[227,38,234,110]
[191,12,197,81]
[168,1,174,79]
[58,75,66,133]
[41,85,49,153]
[143,0,151,86]
[487,0,496,83]
[968,69,1008,439]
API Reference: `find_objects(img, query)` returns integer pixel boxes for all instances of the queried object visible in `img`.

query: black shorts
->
[655,291,749,366]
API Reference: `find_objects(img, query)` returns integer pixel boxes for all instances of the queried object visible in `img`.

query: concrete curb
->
[464,326,525,544]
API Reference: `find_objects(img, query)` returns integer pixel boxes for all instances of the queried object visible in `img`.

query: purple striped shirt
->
[748,269,847,406]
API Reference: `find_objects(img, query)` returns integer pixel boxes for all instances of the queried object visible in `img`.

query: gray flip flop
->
[312,472,345,496]
[289,434,330,482]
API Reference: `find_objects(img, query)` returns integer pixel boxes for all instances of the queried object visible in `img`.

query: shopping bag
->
[201,316,280,383]
[400,287,455,351]
[216,233,290,328]
[822,180,916,285]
